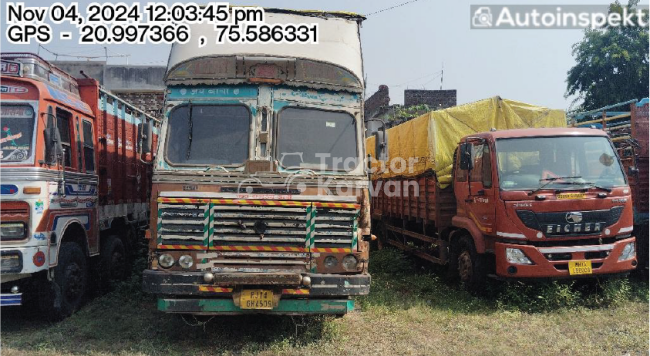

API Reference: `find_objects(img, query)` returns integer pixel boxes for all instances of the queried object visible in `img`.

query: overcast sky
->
[2,0,647,110]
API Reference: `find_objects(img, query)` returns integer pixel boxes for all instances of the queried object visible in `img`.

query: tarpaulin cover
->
[367,96,567,187]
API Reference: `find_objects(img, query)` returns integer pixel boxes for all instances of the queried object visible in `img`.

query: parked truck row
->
[0,7,643,318]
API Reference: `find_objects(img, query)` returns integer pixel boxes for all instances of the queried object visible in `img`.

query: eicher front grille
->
[515,207,624,236]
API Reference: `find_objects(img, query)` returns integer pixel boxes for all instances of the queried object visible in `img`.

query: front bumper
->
[143,270,370,314]
[143,270,371,297]
[495,236,637,278]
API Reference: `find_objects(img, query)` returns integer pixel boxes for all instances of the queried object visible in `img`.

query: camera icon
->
[472,7,493,27]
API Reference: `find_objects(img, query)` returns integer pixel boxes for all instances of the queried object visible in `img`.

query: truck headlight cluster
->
[0,223,26,240]
[324,256,338,268]
[158,254,175,268]
[618,242,635,261]
[341,255,359,271]
[1,252,22,272]
[505,248,533,265]
[178,255,194,269]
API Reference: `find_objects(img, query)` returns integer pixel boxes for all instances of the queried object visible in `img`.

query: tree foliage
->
[566,0,649,111]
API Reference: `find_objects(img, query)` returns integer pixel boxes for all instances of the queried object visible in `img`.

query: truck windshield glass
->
[166,105,249,166]
[0,105,35,163]
[496,136,626,191]
[277,108,357,171]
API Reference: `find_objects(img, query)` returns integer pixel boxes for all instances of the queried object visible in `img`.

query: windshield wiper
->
[529,176,582,196]
[186,101,193,160]
[553,181,612,193]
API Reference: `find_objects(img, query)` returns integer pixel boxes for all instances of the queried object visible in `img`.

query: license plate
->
[557,193,586,200]
[568,260,592,275]
[240,289,274,310]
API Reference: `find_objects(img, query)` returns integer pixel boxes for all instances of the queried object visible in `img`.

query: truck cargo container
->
[368,97,637,290]
[142,9,371,315]
[0,53,160,319]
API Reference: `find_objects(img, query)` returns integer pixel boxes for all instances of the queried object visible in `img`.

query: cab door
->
[462,140,497,235]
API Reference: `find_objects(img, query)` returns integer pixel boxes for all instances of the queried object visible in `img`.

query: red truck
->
[0,53,160,319]
[573,98,649,270]
[369,98,637,290]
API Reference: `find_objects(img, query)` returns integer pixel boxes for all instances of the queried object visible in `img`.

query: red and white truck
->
[0,53,160,319]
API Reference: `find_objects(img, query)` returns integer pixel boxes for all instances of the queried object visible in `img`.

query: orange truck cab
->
[372,126,637,289]
[0,53,159,318]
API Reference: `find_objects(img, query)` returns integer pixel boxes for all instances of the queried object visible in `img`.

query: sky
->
[1,0,647,111]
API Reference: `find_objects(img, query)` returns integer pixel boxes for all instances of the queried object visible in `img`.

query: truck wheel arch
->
[450,216,486,254]
[51,221,90,267]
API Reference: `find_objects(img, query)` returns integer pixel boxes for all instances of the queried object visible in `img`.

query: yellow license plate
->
[557,193,586,200]
[568,260,592,275]
[240,289,274,310]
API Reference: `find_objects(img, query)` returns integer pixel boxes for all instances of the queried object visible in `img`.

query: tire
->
[43,242,88,320]
[100,235,128,290]
[455,235,487,293]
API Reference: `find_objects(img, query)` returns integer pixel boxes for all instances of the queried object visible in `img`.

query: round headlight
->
[342,255,358,271]
[324,256,338,269]
[158,254,175,268]
[178,255,194,269]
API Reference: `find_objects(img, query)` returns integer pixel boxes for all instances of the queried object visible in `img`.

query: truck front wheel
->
[43,242,88,320]
[456,236,487,293]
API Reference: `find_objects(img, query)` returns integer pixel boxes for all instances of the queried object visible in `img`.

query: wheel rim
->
[64,263,84,301]
[458,251,473,282]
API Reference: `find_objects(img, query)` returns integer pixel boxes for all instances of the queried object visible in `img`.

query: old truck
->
[0,53,160,318]
[142,9,372,315]
[368,97,637,290]
[573,98,649,270]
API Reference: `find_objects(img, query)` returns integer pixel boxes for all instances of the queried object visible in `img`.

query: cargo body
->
[369,99,637,288]
[0,53,159,318]
[574,99,649,269]
[142,9,371,315]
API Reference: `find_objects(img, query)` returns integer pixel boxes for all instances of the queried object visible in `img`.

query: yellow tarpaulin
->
[367,96,567,187]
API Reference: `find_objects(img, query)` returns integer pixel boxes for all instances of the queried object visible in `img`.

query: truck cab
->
[454,128,637,282]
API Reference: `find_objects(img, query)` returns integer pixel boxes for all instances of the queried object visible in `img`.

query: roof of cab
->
[239,7,365,20]
[480,127,609,139]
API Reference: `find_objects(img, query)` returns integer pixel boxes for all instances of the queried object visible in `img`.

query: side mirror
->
[459,143,473,170]
[628,166,639,175]
[44,127,62,164]
[138,122,153,154]
[374,129,388,162]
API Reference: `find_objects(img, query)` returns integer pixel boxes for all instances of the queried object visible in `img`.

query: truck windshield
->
[495,136,626,191]
[0,105,35,163]
[166,105,250,166]
[277,108,358,171]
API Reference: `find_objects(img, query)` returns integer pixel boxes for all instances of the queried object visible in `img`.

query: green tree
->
[566,0,649,111]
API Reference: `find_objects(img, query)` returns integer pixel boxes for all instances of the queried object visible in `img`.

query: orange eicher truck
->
[0,53,160,319]
[368,97,637,290]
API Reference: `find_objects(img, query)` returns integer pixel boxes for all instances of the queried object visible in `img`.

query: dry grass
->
[2,249,648,356]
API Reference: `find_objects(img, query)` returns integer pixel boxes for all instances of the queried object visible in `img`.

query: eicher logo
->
[565,212,583,224]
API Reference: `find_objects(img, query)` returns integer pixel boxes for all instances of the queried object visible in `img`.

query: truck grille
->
[156,198,359,251]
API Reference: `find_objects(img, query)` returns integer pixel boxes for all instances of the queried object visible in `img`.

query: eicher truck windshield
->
[166,105,250,166]
[277,108,358,171]
[0,105,35,163]
[496,136,626,191]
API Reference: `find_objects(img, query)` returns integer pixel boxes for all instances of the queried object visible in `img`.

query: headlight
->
[618,242,635,261]
[505,248,533,265]
[1,223,26,240]
[178,255,193,269]
[323,256,338,268]
[1,252,22,272]
[158,254,175,268]
[341,255,359,271]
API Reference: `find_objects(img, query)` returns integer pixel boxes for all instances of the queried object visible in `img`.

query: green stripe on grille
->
[208,203,214,247]
[156,208,163,245]
[305,205,316,249]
